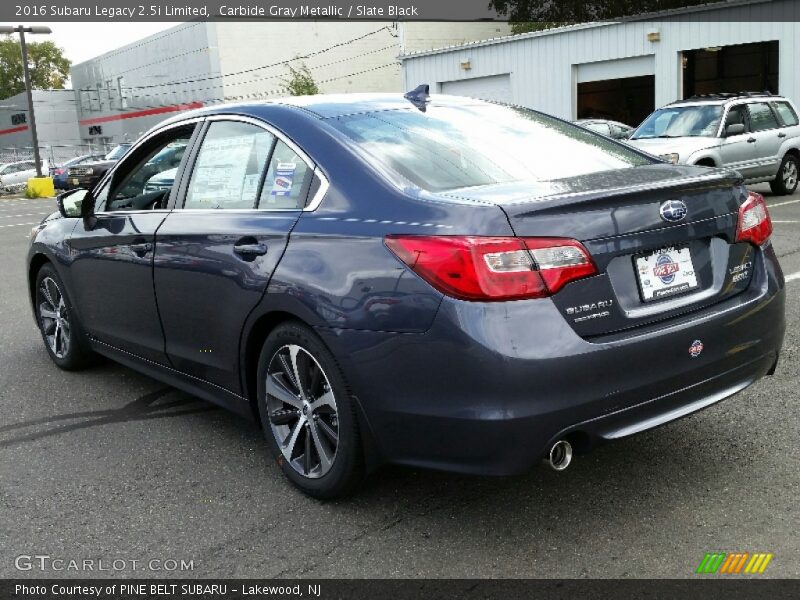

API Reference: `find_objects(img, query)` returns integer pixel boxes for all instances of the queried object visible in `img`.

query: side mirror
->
[56,188,94,219]
[726,123,745,136]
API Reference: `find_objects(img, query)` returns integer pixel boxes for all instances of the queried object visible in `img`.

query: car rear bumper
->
[319,243,785,476]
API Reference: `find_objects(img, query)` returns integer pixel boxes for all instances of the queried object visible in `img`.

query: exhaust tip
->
[545,440,573,471]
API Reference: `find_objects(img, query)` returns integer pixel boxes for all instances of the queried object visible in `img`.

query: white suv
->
[628,93,800,195]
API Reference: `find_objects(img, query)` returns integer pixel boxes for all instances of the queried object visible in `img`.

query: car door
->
[153,116,319,393]
[746,101,783,178]
[718,104,760,178]
[66,121,201,364]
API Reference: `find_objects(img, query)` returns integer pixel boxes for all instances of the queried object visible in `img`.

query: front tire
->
[770,153,799,195]
[34,263,93,370]
[257,322,364,499]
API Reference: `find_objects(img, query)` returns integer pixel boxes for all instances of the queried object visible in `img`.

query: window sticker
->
[270,162,296,196]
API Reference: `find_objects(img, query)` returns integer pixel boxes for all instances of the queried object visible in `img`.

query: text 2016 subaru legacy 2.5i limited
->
[27,88,785,498]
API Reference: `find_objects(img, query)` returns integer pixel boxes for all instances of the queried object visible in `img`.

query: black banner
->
[3,580,800,600]
[2,0,798,22]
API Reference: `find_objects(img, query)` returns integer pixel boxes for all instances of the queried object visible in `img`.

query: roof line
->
[399,0,773,61]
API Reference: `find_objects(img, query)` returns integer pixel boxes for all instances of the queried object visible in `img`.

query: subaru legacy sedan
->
[28,90,785,498]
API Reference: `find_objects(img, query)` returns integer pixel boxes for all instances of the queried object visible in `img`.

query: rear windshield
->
[327,103,651,192]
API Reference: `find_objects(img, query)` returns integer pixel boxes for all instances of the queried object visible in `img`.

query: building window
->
[117,77,128,109]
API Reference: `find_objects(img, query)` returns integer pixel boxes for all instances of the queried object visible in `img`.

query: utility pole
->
[0,25,53,177]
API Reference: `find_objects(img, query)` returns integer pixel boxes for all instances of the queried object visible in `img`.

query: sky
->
[26,22,179,65]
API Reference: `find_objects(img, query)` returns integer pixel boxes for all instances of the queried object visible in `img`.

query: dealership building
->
[401,0,800,127]
[65,21,508,145]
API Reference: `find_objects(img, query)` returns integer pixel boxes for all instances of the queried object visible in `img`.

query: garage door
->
[441,74,511,103]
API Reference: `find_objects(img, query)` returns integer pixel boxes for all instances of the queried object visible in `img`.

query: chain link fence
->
[0,143,117,194]
[0,143,116,168]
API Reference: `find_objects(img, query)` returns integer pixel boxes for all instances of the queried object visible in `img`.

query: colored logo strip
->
[696,552,773,574]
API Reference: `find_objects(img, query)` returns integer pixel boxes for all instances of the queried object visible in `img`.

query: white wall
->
[402,1,800,120]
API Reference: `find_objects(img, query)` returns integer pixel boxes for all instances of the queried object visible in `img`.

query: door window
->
[258,140,314,209]
[184,121,275,210]
[772,101,799,127]
[102,126,196,212]
[747,103,779,132]
[724,105,749,133]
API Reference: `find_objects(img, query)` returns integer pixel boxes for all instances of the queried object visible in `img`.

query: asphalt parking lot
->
[0,184,798,579]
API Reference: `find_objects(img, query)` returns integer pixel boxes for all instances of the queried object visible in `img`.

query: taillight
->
[384,235,597,301]
[736,191,772,246]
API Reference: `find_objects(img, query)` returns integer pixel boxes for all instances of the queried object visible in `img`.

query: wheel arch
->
[28,252,52,310]
[239,306,383,472]
[693,157,717,167]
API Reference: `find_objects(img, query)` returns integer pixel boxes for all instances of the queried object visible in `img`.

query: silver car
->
[628,92,800,195]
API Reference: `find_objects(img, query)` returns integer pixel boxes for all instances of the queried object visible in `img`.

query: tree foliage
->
[0,36,71,100]
[282,63,319,96]
[490,0,711,23]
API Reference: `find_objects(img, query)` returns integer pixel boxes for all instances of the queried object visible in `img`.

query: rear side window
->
[747,102,779,131]
[184,121,275,210]
[258,140,313,209]
[772,101,799,127]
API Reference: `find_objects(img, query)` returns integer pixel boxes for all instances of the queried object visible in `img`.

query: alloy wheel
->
[265,344,339,479]
[783,159,798,190]
[39,277,71,359]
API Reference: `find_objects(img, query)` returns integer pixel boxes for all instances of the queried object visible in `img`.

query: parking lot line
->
[786,271,800,283]
[767,197,800,208]
[0,222,36,229]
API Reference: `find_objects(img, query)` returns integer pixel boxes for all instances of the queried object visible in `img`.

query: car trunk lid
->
[442,164,755,337]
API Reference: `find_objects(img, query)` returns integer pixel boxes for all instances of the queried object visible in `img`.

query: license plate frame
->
[634,244,699,303]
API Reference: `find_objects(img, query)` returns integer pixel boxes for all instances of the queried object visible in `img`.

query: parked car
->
[29,91,785,498]
[628,92,800,195]
[50,154,104,190]
[66,143,132,190]
[0,159,45,192]
[574,118,634,140]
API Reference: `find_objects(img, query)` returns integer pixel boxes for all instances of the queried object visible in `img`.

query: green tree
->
[282,63,319,96]
[0,36,71,100]
[508,22,562,35]
[490,0,709,24]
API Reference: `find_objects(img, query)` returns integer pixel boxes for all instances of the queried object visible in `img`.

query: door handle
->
[233,241,268,258]
[130,242,153,256]
[778,132,787,138]
[747,137,756,143]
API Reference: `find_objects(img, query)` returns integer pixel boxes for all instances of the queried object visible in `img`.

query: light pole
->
[0,25,52,177]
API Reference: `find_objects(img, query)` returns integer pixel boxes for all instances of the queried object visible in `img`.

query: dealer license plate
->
[635,245,699,302]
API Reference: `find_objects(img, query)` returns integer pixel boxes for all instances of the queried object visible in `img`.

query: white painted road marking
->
[786,271,800,283]
[0,213,51,219]
[767,197,800,208]
[0,221,37,228]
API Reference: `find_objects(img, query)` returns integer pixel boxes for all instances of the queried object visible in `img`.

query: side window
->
[258,140,314,209]
[747,102,779,132]
[184,121,275,210]
[724,105,749,132]
[772,101,799,127]
[104,126,195,212]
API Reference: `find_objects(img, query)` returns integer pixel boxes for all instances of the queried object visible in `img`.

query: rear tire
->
[770,153,799,195]
[34,263,94,370]
[257,322,364,499]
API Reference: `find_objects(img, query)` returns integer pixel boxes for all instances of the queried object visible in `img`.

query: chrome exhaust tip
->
[545,440,573,471]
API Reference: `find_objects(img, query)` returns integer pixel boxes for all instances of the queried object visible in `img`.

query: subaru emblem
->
[660,200,688,223]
